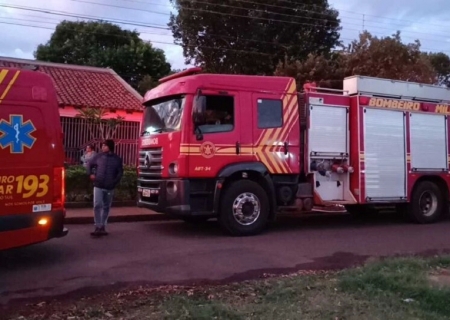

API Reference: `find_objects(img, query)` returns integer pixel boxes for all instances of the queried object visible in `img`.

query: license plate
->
[33,204,52,212]
[142,189,151,197]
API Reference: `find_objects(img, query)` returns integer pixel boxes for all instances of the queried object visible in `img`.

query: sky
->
[0,0,449,70]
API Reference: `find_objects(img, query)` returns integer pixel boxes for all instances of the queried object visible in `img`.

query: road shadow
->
[150,210,450,238]
[145,219,224,238]
[0,242,67,272]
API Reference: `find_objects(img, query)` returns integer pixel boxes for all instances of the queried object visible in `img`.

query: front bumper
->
[137,179,217,217]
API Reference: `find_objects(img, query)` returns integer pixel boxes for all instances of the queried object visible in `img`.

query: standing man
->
[87,139,123,237]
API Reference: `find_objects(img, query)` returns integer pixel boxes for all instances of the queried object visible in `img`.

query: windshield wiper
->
[141,128,172,136]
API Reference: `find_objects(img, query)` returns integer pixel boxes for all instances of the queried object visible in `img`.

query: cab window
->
[197,95,234,134]
[257,99,283,128]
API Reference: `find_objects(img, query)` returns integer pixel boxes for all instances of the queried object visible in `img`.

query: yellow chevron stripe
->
[0,70,20,104]
[0,70,8,85]
[255,78,293,155]
[261,81,298,174]
[274,92,299,172]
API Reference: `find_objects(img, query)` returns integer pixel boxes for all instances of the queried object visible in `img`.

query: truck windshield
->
[141,96,185,135]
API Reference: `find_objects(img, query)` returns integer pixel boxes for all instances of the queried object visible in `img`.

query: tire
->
[219,180,270,236]
[408,181,445,224]
[181,216,210,224]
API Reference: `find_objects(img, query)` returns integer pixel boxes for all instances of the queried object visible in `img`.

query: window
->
[198,95,234,134]
[142,96,185,135]
[257,99,283,128]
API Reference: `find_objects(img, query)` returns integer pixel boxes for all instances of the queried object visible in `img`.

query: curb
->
[64,214,176,225]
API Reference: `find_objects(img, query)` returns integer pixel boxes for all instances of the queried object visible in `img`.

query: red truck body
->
[137,68,450,236]
[0,67,68,250]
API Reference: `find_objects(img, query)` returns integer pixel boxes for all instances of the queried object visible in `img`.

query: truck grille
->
[138,147,163,204]
[138,147,163,179]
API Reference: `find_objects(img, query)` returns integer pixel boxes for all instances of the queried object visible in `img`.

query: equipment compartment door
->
[410,113,447,171]
[308,105,348,155]
[363,108,406,200]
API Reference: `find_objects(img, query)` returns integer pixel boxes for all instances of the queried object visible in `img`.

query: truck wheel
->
[219,180,270,236]
[408,181,444,224]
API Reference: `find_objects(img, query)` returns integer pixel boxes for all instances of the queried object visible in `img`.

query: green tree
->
[275,31,437,89]
[35,20,172,91]
[169,0,341,75]
[424,52,450,87]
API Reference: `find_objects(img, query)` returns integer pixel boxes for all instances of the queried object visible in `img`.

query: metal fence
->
[61,116,140,166]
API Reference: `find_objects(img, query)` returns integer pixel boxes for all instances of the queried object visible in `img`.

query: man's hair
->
[103,139,115,152]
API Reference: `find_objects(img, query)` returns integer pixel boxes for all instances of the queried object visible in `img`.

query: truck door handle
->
[236,141,240,155]
[284,142,288,155]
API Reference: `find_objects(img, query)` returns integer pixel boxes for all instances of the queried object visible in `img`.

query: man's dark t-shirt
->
[87,152,123,190]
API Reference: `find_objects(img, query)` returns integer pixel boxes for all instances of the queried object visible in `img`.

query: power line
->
[0,3,356,43]
[245,0,450,29]
[118,0,450,31]
[68,0,343,29]
[0,4,170,30]
[0,13,346,49]
[0,16,170,36]
[0,15,171,35]
[1,2,450,53]
[0,20,275,56]
[71,0,450,42]
[77,0,364,29]
[3,1,450,43]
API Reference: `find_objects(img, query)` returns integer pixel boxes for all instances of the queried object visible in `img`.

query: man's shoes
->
[90,227,108,237]
[99,227,109,236]
[90,227,101,237]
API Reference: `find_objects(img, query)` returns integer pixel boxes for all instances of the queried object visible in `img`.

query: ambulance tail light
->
[52,166,65,210]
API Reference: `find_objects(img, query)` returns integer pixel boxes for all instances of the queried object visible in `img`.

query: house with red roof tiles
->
[0,56,144,165]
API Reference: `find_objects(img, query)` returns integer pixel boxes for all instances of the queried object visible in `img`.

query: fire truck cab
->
[137,68,450,236]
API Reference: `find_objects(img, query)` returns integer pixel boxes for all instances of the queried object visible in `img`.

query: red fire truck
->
[137,68,450,236]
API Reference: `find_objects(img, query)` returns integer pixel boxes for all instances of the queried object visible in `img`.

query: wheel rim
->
[419,191,438,217]
[232,192,261,226]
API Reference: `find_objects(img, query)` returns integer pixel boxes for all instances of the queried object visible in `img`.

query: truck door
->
[188,90,249,177]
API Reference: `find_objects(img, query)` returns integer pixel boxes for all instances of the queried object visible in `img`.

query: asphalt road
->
[1,212,450,306]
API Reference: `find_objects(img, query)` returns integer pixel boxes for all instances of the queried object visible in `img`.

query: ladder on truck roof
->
[343,75,450,103]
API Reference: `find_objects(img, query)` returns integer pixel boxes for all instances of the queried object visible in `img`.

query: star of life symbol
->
[0,114,37,153]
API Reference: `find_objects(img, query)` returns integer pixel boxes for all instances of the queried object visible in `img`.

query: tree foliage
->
[275,31,438,89]
[35,20,172,92]
[169,0,341,75]
[424,52,450,87]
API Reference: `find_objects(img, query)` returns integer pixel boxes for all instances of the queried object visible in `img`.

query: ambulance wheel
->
[219,180,270,236]
[409,181,444,224]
